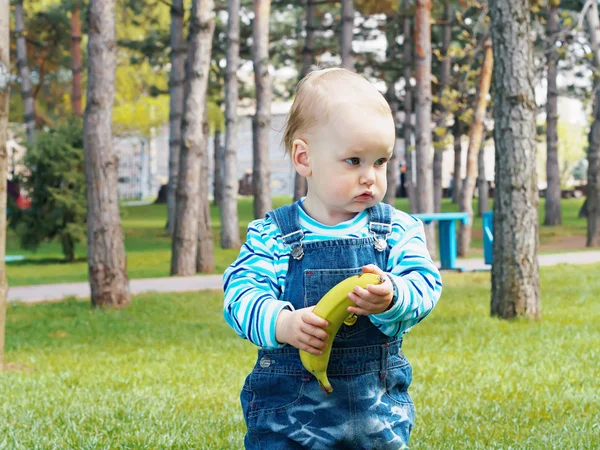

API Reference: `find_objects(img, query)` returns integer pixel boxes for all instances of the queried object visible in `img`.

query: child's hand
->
[275,307,329,355]
[347,265,394,315]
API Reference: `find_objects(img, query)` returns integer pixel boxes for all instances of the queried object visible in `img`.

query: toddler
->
[223,67,442,449]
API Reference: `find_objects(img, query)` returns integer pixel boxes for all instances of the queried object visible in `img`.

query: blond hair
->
[282,67,392,154]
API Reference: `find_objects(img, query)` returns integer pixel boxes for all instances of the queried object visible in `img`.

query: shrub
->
[10,120,86,262]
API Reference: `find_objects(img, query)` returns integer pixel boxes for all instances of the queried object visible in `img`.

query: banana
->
[299,272,384,394]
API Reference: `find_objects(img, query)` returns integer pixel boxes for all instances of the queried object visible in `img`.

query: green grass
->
[2,263,599,448]
[6,197,590,287]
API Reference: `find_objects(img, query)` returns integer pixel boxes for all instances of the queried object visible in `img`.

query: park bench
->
[412,212,470,271]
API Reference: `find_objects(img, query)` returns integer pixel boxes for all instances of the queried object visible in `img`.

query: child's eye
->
[375,158,387,166]
[345,157,360,166]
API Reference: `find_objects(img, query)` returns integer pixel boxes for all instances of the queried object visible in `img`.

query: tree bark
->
[545,0,561,226]
[167,0,186,236]
[458,37,492,257]
[84,0,131,308]
[433,0,452,213]
[213,129,223,206]
[0,0,9,367]
[14,0,36,145]
[477,128,489,216]
[414,0,435,254]
[489,0,540,319]
[452,117,463,204]
[198,112,215,272]
[252,0,273,219]
[171,0,215,275]
[221,0,241,249]
[340,0,355,70]
[70,3,83,117]
[585,0,600,246]
[384,14,399,206]
[293,0,315,202]
[403,1,416,212]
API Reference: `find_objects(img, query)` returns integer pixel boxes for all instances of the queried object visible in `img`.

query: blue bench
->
[482,211,494,265]
[413,212,470,270]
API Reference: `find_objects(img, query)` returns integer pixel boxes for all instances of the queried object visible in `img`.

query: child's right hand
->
[275,307,329,355]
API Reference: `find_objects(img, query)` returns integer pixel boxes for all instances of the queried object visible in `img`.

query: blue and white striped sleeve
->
[223,219,292,348]
[369,212,442,336]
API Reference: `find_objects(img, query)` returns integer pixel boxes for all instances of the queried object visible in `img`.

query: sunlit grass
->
[2,263,599,448]
[6,197,590,286]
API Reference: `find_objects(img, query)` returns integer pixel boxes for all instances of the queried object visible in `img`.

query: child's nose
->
[360,167,376,185]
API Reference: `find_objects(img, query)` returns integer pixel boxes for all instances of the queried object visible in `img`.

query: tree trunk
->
[545,0,561,226]
[198,112,215,272]
[585,0,600,246]
[477,129,489,216]
[213,129,223,206]
[167,0,186,236]
[14,0,36,145]
[458,37,492,257]
[293,0,315,202]
[70,3,83,117]
[340,0,355,70]
[84,0,131,308]
[414,0,435,254]
[489,0,540,319]
[221,0,241,249]
[433,0,452,213]
[252,0,273,219]
[403,2,416,213]
[452,117,463,204]
[0,0,9,367]
[384,14,399,206]
[171,0,215,275]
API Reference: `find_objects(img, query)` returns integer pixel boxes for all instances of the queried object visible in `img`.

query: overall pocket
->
[304,267,373,339]
[383,352,414,406]
[246,371,306,418]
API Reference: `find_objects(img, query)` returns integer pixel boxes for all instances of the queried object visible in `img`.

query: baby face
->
[303,106,396,225]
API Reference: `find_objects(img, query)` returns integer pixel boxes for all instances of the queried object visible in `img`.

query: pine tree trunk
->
[489,0,540,319]
[458,37,492,257]
[414,0,435,254]
[0,0,9,367]
[171,0,215,275]
[585,0,600,246]
[70,3,83,117]
[293,0,315,202]
[221,0,241,249]
[14,0,35,145]
[340,0,355,70]
[384,14,399,206]
[198,113,215,272]
[545,0,562,226]
[433,0,452,213]
[213,129,223,206]
[167,0,186,236]
[252,0,273,219]
[452,117,462,204]
[477,129,489,216]
[84,0,131,308]
[403,2,416,213]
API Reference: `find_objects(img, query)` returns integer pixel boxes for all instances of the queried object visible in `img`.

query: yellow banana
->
[299,272,384,394]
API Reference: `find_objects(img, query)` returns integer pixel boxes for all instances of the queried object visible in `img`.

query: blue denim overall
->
[240,202,414,449]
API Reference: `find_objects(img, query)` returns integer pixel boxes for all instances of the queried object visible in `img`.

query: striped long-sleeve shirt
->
[223,201,442,348]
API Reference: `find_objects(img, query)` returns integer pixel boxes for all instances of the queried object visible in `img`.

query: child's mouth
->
[354,193,374,201]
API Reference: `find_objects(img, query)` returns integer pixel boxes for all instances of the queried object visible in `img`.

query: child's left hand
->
[347,264,394,316]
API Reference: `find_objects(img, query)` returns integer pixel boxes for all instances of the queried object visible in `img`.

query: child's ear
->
[291,138,311,177]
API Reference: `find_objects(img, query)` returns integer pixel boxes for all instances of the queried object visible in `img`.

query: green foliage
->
[10,120,87,262]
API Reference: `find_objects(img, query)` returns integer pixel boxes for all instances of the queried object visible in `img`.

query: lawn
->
[1,263,599,448]
[6,197,590,287]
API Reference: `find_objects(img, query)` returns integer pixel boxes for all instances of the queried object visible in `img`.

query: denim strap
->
[266,202,305,259]
[368,202,393,237]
